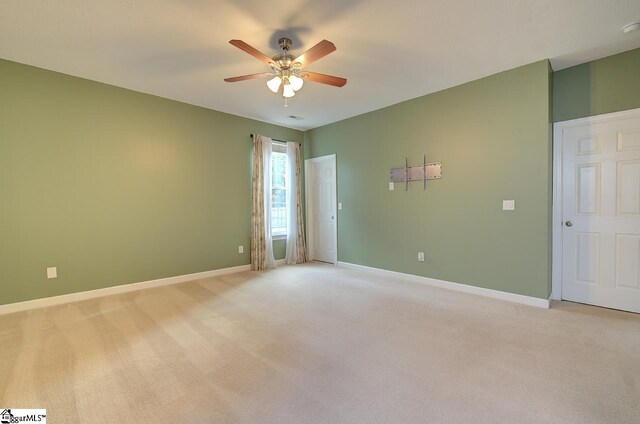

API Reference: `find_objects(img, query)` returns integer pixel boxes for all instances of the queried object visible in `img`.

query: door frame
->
[305,154,338,264]
[551,107,640,301]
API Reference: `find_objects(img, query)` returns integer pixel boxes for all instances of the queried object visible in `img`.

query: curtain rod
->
[250,134,301,146]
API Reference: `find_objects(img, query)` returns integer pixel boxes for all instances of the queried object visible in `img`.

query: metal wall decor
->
[389,156,442,191]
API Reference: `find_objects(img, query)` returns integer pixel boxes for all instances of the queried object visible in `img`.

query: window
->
[271,142,288,237]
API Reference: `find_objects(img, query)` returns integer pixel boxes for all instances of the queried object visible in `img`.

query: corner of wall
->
[547,59,554,298]
[303,130,313,160]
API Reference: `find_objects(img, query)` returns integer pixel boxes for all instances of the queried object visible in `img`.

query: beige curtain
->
[285,142,307,264]
[251,134,276,270]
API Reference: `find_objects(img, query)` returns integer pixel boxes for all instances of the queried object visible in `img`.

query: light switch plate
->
[502,200,515,211]
[338,203,343,210]
[389,182,395,191]
[238,245,244,254]
[47,267,57,279]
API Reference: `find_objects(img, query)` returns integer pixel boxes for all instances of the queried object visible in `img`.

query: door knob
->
[565,221,573,227]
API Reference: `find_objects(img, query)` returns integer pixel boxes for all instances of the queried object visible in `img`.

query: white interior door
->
[306,155,336,263]
[559,111,640,313]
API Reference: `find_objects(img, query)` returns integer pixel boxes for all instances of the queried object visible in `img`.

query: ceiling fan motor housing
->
[272,54,295,69]
[278,37,292,51]
[272,38,297,69]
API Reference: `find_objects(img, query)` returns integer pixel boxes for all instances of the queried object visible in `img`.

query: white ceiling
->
[1,0,640,130]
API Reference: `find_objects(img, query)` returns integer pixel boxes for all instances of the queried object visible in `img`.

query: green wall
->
[553,47,640,122]
[307,60,552,299]
[5,45,638,307]
[0,59,303,306]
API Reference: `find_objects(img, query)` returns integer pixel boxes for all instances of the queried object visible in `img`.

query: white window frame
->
[271,141,288,239]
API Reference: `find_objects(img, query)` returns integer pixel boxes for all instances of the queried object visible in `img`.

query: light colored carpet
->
[0,262,638,423]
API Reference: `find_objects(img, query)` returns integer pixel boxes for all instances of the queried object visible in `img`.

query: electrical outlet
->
[502,200,516,211]
[417,252,425,262]
[238,245,244,254]
[47,267,57,279]
[389,182,395,191]
[338,202,343,210]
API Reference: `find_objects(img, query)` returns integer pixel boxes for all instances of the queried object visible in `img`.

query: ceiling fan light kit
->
[266,76,282,93]
[225,37,347,107]
[289,75,304,91]
[282,83,296,98]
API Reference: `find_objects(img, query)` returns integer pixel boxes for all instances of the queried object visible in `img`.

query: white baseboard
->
[1,259,543,316]
[337,261,550,309]
[0,258,294,316]
[0,263,255,316]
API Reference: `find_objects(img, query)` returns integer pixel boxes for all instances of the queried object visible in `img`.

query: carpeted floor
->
[0,262,638,423]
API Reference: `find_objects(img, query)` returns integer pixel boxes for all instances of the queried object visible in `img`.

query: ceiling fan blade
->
[301,71,347,87]
[229,40,274,66]
[293,40,336,68]
[224,72,273,83]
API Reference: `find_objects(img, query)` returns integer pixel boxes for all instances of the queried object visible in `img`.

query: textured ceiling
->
[1,0,640,130]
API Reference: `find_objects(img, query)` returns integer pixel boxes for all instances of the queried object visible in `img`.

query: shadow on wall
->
[553,63,594,123]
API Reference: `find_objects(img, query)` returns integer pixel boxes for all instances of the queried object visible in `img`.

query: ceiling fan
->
[224,37,347,106]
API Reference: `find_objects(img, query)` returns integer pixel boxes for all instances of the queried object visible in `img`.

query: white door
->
[306,155,336,263]
[559,110,640,313]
